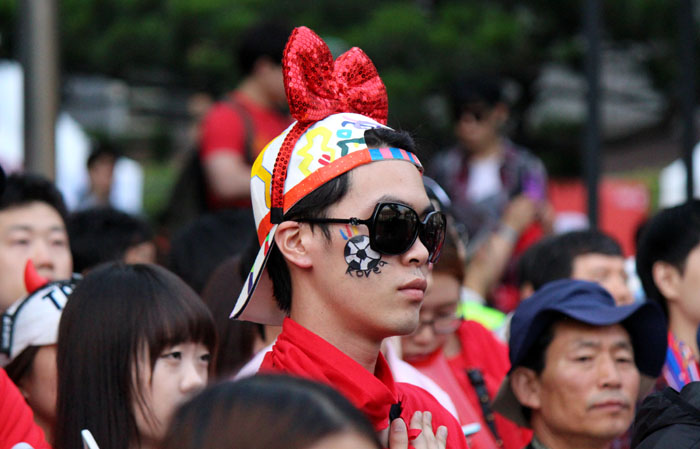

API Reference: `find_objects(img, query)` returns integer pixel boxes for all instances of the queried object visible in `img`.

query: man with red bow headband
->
[231,26,497,449]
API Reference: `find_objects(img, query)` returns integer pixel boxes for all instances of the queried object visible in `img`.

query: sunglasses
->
[297,202,446,264]
[414,313,462,335]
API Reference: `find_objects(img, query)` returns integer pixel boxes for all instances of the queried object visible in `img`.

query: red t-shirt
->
[260,318,488,449]
[446,321,531,449]
[0,368,51,449]
[199,91,291,209]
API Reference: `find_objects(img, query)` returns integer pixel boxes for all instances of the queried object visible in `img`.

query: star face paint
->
[343,235,387,278]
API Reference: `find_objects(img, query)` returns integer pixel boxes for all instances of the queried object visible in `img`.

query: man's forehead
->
[551,319,632,347]
[342,161,430,212]
[573,253,625,267]
[0,204,66,231]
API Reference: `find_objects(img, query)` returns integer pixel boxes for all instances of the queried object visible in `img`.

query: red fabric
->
[0,368,51,449]
[271,26,388,215]
[446,321,531,449]
[260,318,488,449]
[408,349,497,439]
[282,27,387,124]
[199,91,291,209]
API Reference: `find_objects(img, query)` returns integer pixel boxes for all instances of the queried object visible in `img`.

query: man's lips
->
[588,399,630,411]
[399,279,428,300]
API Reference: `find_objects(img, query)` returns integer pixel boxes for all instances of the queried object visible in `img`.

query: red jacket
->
[260,318,490,449]
[0,368,51,449]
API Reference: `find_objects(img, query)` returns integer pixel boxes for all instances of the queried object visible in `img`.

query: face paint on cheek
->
[343,235,387,278]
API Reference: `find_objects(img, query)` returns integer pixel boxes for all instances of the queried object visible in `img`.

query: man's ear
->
[510,366,542,410]
[652,261,682,303]
[275,221,313,269]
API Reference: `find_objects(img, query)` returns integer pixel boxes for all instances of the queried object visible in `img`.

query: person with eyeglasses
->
[402,226,532,449]
[427,75,549,315]
[230,27,497,449]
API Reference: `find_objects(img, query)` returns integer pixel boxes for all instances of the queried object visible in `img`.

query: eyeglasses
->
[296,202,446,264]
[414,313,462,335]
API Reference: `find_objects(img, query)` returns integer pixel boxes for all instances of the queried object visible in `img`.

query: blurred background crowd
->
[2,1,700,449]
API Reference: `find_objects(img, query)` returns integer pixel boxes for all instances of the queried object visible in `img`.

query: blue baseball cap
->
[493,279,667,426]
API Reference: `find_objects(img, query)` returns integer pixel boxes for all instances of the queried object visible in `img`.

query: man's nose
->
[32,240,54,271]
[598,355,623,388]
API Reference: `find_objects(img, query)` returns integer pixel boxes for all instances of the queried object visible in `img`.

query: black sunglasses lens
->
[420,212,446,263]
[373,203,418,254]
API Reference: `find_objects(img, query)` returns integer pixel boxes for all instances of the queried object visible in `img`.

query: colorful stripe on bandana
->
[662,331,700,391]
[369,147,418,165]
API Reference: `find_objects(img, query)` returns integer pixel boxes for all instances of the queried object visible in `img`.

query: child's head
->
[636,200,700,319]
[67,207,155,273]
[1,277,78,439]
[55,263,216,449]
[161,374,381,449]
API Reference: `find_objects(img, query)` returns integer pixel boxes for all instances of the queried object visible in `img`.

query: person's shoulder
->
[204,99,244,122]
[504,140,544,166]
[460,319,499,338]
[427,145,463,178]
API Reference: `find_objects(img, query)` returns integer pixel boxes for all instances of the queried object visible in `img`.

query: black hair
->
[67,207,154,273]
[516,236,554,290]
[237,21,292,77]
[0,172,68,222]
[168,209,256,293]
[0,164,6,197]
[450,75,504,122]
[160,374,381,449]
[431,221,465,285]
[201,254,262,379]
[265,128,416,315]
[516,313,560,422]
[87,142,119,169]
[54,263,217,449]
[636,200,700,318]
[517,230,623,291]
[4,345,40,385]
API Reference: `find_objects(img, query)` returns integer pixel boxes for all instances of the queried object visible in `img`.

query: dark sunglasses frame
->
[296,202,446,264]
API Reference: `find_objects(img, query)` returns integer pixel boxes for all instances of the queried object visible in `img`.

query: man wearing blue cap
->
[492,279,666,449]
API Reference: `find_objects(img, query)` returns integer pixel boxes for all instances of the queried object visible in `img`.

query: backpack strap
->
[467,368,503,447]
[224,96,256,165]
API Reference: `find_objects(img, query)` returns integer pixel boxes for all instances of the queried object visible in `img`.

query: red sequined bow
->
[284,26,388,125]
[270,26,388,223]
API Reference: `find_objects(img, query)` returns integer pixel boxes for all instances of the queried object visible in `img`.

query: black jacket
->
[632,381,700,448]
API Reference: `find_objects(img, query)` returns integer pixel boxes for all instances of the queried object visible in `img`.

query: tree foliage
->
[0,0,693,153]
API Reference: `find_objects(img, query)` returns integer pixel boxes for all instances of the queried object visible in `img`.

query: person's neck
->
[35,415,52,446]
[132,435,157,449]
[531,421,612,449]
[237,77,272,109]
[669,305,700,358]
[290,303,382,374]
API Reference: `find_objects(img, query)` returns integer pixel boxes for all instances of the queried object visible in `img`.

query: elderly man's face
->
[517,320,640,445]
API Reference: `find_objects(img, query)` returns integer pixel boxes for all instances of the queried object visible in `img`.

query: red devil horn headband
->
[269,26,388,223]
[24,259,50,294]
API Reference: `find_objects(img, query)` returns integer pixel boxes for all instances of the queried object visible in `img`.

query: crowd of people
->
[0,21,696,449]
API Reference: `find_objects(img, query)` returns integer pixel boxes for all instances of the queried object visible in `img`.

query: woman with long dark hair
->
[54,263,217,449]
